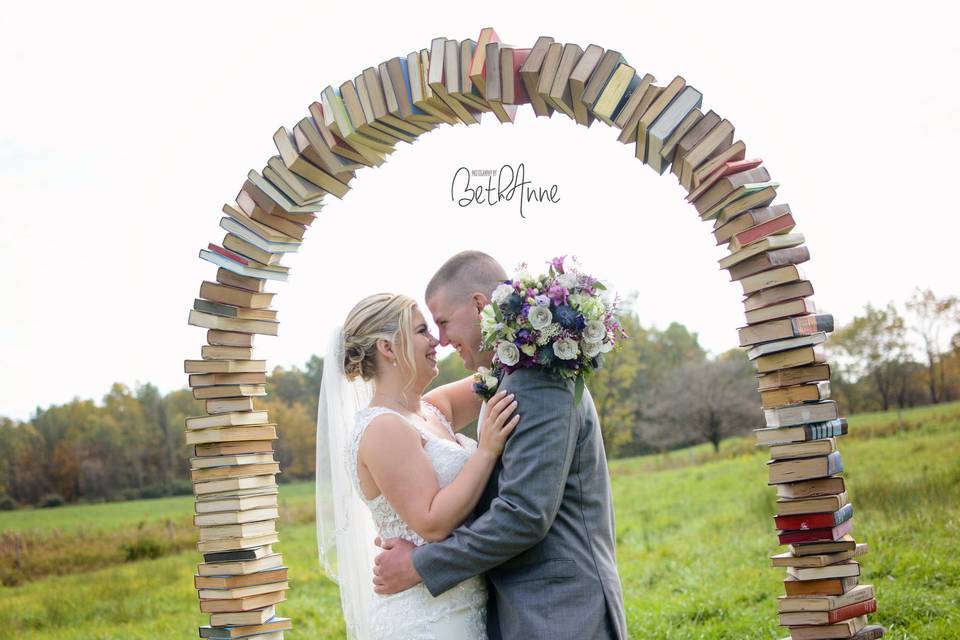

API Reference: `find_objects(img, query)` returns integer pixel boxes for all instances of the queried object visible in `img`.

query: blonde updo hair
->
[342,293,418,383]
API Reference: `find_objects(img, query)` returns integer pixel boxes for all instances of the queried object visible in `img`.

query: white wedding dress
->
[347,401,488,640]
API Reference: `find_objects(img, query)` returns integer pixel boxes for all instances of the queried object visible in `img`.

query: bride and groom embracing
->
[316,250,627,639]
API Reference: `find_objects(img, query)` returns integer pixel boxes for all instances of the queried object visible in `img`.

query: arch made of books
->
[184,31,880,640]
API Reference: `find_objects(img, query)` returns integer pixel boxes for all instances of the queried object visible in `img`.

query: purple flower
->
[534,294,551,307]
[547,286,568,305]
[550,255,567,274]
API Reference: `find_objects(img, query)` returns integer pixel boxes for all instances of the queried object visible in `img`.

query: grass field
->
[1,402,958,639]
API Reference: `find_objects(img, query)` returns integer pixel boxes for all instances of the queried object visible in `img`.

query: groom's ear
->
[471,293,489,314]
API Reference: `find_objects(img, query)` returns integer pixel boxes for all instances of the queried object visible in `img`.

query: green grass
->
[0,480,316,534]
[0,482,317,586]
[1,402,958,639]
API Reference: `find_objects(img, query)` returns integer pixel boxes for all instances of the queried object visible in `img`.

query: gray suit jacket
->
[412,368,627,639]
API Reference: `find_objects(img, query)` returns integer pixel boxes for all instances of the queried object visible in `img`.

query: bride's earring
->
[392,359,397,367]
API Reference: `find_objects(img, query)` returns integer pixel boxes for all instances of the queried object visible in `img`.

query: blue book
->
[754,418,848,446]
[199,616,291,638]
[398,57,426,116]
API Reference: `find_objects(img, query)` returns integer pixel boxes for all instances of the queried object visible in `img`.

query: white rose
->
[496,341,520,366]
[527,305,553,330]
[584,320,607,343]
[553,337,580,360]
[556,273,578,289]
[492,283,515,305]
[517,270,537,288]
[480,305,497,330]
[476,366,498,389]
[581,340,602,358]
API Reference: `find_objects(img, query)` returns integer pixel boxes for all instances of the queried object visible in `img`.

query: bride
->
[316,293,519,640]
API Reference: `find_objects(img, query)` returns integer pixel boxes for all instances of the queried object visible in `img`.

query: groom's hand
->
[373,537,421,594]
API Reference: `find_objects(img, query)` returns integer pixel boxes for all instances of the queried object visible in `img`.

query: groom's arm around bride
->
[376,365,627,639]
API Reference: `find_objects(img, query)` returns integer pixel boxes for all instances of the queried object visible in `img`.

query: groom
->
[374,250,627,639]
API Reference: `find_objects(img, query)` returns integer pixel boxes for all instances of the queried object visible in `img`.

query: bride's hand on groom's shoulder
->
[478,390,520,459]
[373,537,421,594]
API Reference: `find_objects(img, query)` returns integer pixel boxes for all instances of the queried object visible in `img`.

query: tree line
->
[2,287,957,509]
[830,289,960,413]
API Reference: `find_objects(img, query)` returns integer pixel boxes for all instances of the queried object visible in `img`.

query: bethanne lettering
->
[450,163,560,218]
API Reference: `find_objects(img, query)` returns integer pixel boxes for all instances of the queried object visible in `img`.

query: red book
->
[775,504,853,531]
[828,598,877,624]
[511,49,531,105]
[778,518,853,544]
[208,244,250,266]
[685,158,763,202]
[731,213,796,247]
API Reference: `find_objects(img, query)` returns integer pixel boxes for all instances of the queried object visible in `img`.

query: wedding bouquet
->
[474,256,627,404]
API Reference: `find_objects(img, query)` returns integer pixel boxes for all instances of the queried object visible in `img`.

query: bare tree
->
[832,303,911,411]
[647,351,761,452]
[906,288,958,403]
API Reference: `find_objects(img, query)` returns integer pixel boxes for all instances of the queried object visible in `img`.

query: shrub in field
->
[38,494,64,508]
[139,484,169,500]
[170,479,193,495]
[121,537,166,562]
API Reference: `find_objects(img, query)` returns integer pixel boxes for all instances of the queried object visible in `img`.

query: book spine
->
[827,450,844,476]
[733,213,794,247]
[209,244,250,266]
[778,518,852,544]
[774,503,853,530]
[793,313,834,334]
[804,418,848,441]
[851,625,886,639]
[828,598,877,624]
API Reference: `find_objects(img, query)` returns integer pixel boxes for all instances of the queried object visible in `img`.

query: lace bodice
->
[347,401,477,546]
[347,400,487,640]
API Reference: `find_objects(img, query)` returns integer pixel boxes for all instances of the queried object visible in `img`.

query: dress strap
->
[356,406,432,444]
[421,400,456,438]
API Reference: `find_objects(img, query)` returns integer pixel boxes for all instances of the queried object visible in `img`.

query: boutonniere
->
[472,366,499,401]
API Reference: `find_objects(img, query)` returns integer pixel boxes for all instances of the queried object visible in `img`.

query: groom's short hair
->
[426,250,507,303]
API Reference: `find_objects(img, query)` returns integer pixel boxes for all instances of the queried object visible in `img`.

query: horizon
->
[2,1,959,420]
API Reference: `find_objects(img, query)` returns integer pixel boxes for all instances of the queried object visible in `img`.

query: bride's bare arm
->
[422,376,483,432]
[358,391,518,542]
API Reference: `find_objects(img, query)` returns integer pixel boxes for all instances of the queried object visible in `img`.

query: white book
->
[220,217,300,254]
[199,250,289,282]
[747,332,827,360]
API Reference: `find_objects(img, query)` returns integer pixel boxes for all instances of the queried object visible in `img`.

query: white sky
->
[1,1,958,421]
